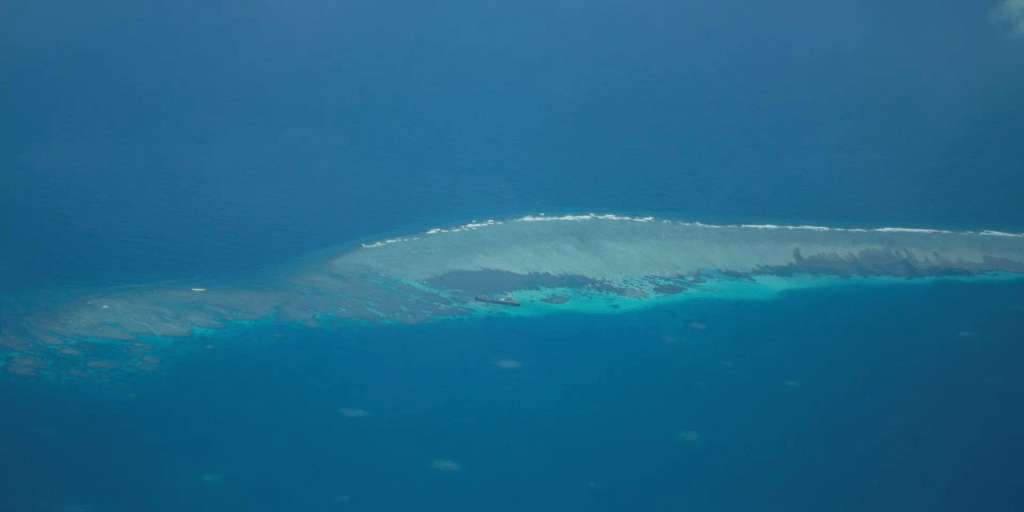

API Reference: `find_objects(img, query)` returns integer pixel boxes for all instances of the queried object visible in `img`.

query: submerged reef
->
[3,214,1024,381]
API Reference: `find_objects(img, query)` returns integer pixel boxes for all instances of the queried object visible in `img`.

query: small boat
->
[475,295,521,307]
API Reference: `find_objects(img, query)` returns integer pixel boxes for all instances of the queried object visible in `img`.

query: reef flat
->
[3,214,1023,381]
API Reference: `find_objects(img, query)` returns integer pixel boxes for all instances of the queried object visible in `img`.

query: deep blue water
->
[3,0,1024,510]
[4,0,1024,289]
[2,282,1022,511]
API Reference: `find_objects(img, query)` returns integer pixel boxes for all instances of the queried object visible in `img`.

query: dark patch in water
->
[652,284,686,294]
[428,270,597,295]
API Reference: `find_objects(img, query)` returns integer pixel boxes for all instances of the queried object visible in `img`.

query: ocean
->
[2,0,1023,511]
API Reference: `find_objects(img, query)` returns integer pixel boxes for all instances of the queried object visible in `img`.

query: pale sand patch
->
[677,430,701,442]
[338,408,371,418]
[431,459,462,472]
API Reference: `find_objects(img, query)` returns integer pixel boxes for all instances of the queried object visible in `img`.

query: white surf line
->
[359,213,1024,248]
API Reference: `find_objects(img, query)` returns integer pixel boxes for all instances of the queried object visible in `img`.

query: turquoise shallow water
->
[6,214,1023,382]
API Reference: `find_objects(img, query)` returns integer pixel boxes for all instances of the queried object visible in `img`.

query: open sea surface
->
[2,0,1023,510]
